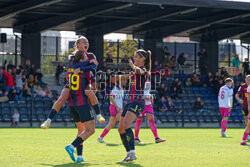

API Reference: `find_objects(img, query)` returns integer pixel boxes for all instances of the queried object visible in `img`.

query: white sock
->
[130,150,135,154]
[77,155,82,158]
[70,144,75,149]
[47,118,51,123]
[242,140,245,143]
[127,151,130,155]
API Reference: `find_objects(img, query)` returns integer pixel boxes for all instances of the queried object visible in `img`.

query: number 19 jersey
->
[218,85,233,108]
[66,67,92,106]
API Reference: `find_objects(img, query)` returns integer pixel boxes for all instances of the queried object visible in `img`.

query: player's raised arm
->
[235,86,243,104]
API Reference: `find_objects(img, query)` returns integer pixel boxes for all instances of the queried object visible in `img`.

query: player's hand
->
[240,100,244,104]
[129,59,134,69]
[117,107,122,113]
[74,68,80,74]
[90,59,99,66]
[229,107,232,112]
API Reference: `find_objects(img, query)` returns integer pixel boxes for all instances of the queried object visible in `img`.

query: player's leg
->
[41,88,69,129]
[123,110,138,161]
[84,83,105,123]
[98,116,117,143]
[146,113,166,143]
[242,108,250,139]
[134,118,143,143]
[75,122,85,163]
[220,108,229,137]
[241,115,250,145]
[118,110,131,161]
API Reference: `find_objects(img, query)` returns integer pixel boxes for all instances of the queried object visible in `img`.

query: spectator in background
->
[171,87,179,100]
[214,72,220,85]
[163,46,170,64]
[3,68,14,93]
[11,109,19,127]
[177,53,187,65]
[243,58,249,76]
[0,90,8,102]
[220,67,229,77]
[15,69,23,101]
[232,54,240,76]
[215,79,224,94]
[157,83,169,97]
[159,96,168,112]
[55,62,64,85]
[167,56,177,73]
[192,73,201,86]
[8,88,17,101]
[172,78,182,93]
[106,53,113,63]
[35,85,46,96]
[0,68,5,91]
[34,68,43,86]
[166,97,179,113]
[193,97,204,112]
[198,48,207,75]
[121,55,129,63]
[45,85,52,98]
[185,77,192,87]
[7,60,15,70]
[24,59,32,77]
[205,72,214,87]
[152,61,161,88]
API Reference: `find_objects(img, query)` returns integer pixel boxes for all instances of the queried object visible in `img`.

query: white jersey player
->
[218,78,233,137]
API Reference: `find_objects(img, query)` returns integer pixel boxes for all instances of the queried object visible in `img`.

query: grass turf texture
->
[0,128,249,167]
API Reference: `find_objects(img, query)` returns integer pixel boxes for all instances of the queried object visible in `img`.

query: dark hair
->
[136,49,151,72]
[73,51,84,64]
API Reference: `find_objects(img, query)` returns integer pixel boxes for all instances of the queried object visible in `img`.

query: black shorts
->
[121,101,144,117]
[70,105,94,123]
[242,107,249,116]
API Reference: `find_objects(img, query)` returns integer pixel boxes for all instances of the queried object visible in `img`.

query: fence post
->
[194,43,197,73]
[30,92,34,127]
[56,37,59,61]
[15,35,18,66]
[117,39,119,65]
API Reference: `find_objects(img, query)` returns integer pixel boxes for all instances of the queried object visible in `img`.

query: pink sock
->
[134,119,142,139]
[100,128,109,138]
[221,120,225,132]
[242,132,249,142]
[223,120,228,132]
[149,119,159,139]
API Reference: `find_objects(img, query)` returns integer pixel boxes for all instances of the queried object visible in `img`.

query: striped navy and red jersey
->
[237,83,248,108]
[66,67,92,106]
[126,66,148,105]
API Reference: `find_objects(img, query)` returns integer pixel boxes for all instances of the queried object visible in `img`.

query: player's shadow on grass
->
[135,142,153,146]
[40,163,96,167]
[105,143,121,147]
[116,162,143,167]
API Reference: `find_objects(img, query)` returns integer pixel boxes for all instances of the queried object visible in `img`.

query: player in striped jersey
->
[235,76,250,140]
[218,78,233,138]
[241,75,250,146]
[64,51,97,162]
[116,49,151,162]
[97,75,124,143]
[40,36,105,129]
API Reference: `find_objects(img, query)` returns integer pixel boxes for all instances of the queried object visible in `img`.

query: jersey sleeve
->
[247,86,250,94]
[237,86,243,94]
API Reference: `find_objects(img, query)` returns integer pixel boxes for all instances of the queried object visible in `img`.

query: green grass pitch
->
[0,128,249,167]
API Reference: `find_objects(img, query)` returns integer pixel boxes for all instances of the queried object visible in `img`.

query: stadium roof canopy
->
[1,0,250,42]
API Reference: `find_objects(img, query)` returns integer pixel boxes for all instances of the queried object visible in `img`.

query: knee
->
[86,127,95,135]
[118,126,124,134]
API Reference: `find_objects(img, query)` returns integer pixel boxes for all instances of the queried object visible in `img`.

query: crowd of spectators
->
[0,59,50,103]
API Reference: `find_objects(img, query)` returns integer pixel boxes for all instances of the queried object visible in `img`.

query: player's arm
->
[129,59,147,75]
[109,95,122,112]
[235,86,243,104]
[229,90,233,111]
[247,87,250,112]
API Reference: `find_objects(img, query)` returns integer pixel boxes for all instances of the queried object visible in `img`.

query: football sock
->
[93,104,100,115]
[125,128,135,151]
[120,133,130,152]
[134,119,142,139]
[100,128,109,138]
[223,120,228,132]
[221,120,225,132]
[149,119,159,139]
[242,132,249,142]
[71,137,84,148]
[48,109,57,120]
[77,145,83,156]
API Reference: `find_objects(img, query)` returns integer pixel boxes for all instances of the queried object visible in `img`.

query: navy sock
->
[120,133,130,152]
[48,109,57,120]
[93,104,100,115]
[71,137,84,148]
[125,128,135,151]
[77,145,83,156]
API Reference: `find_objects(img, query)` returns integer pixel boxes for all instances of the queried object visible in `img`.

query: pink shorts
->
[109,104,118,117]
[138,104,154,118]
[219,107,230,117]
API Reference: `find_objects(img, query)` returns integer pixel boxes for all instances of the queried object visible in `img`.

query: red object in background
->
[161,68,169,78]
